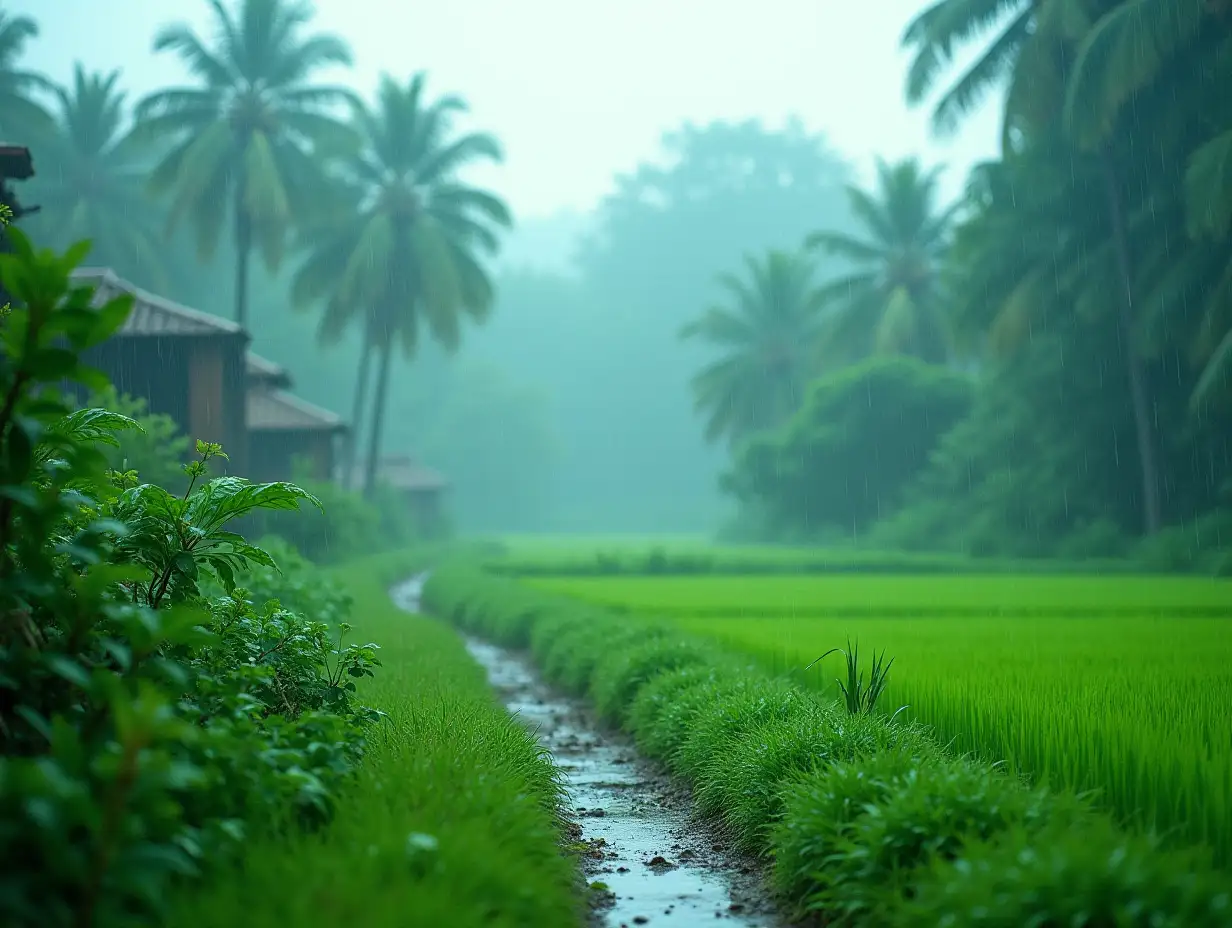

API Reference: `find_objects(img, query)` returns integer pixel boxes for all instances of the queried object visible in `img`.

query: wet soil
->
[391,575,786,928]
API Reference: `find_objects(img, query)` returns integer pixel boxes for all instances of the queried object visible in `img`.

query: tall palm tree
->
[0,11,53,139]
[900,0,1090,139]
[25,66,170,289]
[804,159,957,365]
[1063,0,1232,414]
[290,73,511,495]
[680,249,827,446]
[133,0,357,328]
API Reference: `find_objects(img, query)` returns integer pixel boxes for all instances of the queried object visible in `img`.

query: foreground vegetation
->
[425,564,1232,926]
[173,551,580,928]
[530,573,1232,864]
[0,231,386,926]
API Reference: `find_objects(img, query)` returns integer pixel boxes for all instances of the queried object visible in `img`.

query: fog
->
[6,0,1229,560]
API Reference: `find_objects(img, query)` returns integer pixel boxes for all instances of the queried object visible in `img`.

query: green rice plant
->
[588,638,717,722]
[899,817,1232,927]
[808,639,899,716]
[624,666,744,761]
[694,710,938,854]
[774,751,1083,925]
[672,681,819,785]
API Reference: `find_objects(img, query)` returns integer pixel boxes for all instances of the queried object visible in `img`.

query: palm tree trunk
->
[362,334,394,499]
[233,182,251,329]
[1101,149,1162,536]
[344,325,374,487]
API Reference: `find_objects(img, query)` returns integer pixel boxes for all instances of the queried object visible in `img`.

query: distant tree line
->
[684,0,1232,568]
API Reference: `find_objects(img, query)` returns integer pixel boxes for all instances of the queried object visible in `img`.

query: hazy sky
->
[15,0,1003,219]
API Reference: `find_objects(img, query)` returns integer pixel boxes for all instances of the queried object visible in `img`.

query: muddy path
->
[391,575,785,928]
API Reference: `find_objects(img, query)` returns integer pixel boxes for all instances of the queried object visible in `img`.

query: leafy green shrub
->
[0,232,382,928]
[900,817,1232,927]
[1135,504,1232,575]
[89,386,193,491]
[774,751,1082,924]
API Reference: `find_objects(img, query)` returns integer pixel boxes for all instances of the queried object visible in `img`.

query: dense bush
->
[0,232,382,927]
[423,564,1231,927]
[721,357,974,541]
[88,386,193,492]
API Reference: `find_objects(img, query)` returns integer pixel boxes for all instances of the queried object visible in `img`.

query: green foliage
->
[809,639,898,716]
[423,566,1230,924]
[723,357,974,539]
[902,818,1232,927]
[774,751,1080,924]
[173,552,582,928]
[88,386,191,492]
[0,232,381,927]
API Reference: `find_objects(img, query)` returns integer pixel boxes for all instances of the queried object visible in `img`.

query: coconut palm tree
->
[290,73,511,495]
[133,0,357,328]
[901,0,1090,139]
[1063,0,1232,414]
[25,66,170,289]
[804,159,957,365]
[680,249,827,446]
[0,11,53,139]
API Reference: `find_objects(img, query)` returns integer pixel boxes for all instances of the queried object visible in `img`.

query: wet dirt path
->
[391,575,784,928]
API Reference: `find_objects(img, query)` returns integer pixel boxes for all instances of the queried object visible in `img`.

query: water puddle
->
[391,575,783,928]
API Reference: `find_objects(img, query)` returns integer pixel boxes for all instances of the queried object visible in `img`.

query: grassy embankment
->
[172,549,582,928]
[425,560,1232,926]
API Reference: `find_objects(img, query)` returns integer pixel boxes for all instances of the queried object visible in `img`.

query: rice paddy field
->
[525,569,1232,866]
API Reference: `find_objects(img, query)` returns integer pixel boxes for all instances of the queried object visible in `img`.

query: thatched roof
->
[247,388,346,433]
[71,268,245,339]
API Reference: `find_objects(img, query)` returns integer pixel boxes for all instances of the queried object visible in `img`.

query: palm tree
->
[133,0,357,329]
[25,66,170,289]
[1063,0,1232,415]
[290,73,511,495]
[0,11,53,139]
[680,249,827,446]
[804,159,957,365]
[900,0,1088,140]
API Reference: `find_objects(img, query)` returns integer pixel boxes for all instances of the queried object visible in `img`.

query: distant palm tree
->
[27,66,169,289]
[680,249,826,446]
[290,73,511,495]
[133,0,357,328]
[805,159,957,364]
[0,11,53,139]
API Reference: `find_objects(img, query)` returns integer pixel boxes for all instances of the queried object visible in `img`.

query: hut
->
[70,268,251,472]
[246,355,347,483]
[351,455,448,535]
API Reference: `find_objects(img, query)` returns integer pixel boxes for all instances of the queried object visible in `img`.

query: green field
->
[528,573,1232,864]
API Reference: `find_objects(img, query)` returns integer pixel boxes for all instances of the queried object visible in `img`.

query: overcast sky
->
[14,0,1003,219]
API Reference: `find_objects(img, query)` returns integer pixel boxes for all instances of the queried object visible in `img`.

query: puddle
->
[391,575,783,928]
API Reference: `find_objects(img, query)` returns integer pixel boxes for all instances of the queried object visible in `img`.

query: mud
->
[391,575,785,928]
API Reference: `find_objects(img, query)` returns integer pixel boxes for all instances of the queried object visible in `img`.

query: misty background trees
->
[2,0,1229,565]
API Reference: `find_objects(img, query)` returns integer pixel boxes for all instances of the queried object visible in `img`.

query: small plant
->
[807,638,902,717]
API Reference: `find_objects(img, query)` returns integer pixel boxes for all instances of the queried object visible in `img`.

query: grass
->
[170,549,582,928]
[423,565,1232,926]
[485,535,1146,577]
[525,573,1232,615]
[531,573,1232,866]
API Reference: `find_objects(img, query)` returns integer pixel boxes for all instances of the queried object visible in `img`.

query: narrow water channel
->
[391,576,782,928]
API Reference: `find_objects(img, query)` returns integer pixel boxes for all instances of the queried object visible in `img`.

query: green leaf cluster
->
[0,230,383,928]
